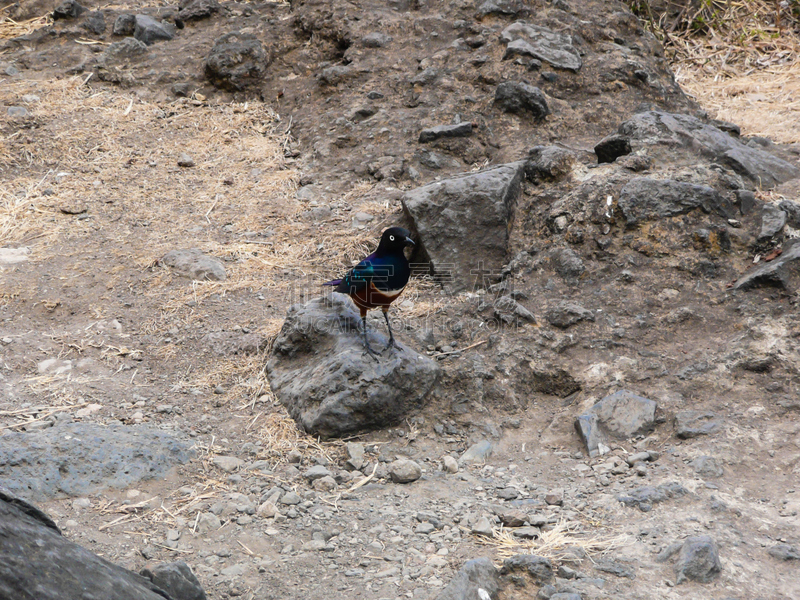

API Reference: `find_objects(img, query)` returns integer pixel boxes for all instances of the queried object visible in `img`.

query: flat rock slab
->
[575,390,657,457]
[674,410,721,439]
[402,162,525,292]
[618,481,688,512]
[501,21,581,71]
[266,294,440,438]
[435,557,501,600]
[735,238,800,293]
[619,110,800,188]
[0,489,205,600]
[617,178,735,226]
[418,122,473,143]
[0,422,195,502]
[162,248,226,281]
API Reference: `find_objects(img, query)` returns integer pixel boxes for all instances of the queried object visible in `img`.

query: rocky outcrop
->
[402,162,525,292]
[575,390,657,457]
[266,294,440,437]
[0,489,206,600]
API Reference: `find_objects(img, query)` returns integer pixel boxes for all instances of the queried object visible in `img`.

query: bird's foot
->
[383,338,402,352]
[362,342,380,362]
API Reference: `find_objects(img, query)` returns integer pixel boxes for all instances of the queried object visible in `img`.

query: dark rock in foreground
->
[494,82,549,120]
[0,422,195,502]
[134,15,175,45]
[575,390,657,457]
[53,0,86,20]
[266,294,440,438]
[0,489,206,600]
[435,557,501,600]
[402,162,525,292]
[675,536,722,584]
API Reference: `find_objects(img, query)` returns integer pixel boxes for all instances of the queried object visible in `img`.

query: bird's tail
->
[322,279,342,287]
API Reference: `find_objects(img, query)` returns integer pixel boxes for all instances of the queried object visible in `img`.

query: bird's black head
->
[376,226,415,256]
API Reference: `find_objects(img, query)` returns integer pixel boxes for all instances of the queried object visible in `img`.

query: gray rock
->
[177,153,195,168]
[675,536,721,584]
[494,295,536,325]
[460,440,493,464]
[478,0,531,17]
[211,456,242,473]
[779,199,800,228]
[575,390,657,457]
[512,526,541,539]
[0,489,203,600]
[7,106,27,118]
[617,481,688,512]
[690,455,723,478]
[53,0,86,20]
[594,560,635,579]
[205,33,269,91]
[0,422,194,502]
[525,146,576,181]
[493,506,526,527]
[494,81,549,120]
[435,557,501,600]
[200,331,267,356]
[361,32,392,47]
[411,67,439,86]
[134,15,174,45]
[345,442,365,471]
[443,455,459,473]
[318,65,354,86]
[303,465,332,481]
[500,22,581,71]
[113,14,136,36]
[768,544,800,561]
[81,11,106,35]
[402,162,525,292]
[418,122,474,143]
[550,247,585,281]
[619,110,800,188]
[162,248,226,282]
[388,459,422,483]
[496,487,519,500]
[266,294,440,437]
[546,302,594,329]
[594,134,632,163]
[280,491,301,505]
[471,516,494,537]
[103,37,148,62]
[734,238,800,292]
[312,475,337,491]
[196,512,221,533]
[674,410,720,439]
[618,178,735,227]
[140,561,207,600]
[550,594,582,600]
[178,0,220,22]
[501,554,553,583]
[759,203,787,241]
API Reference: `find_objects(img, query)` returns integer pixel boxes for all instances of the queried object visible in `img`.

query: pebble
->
[196,512,221,533]
[304,465,332,481]
[471,516,493,537]
[177,153,195,167]
[7,106,28,117]
[72,498,91,510]
[442,456,458,473]
[281,491,302,505]
[212,456,243,473]
[388,459,422,483]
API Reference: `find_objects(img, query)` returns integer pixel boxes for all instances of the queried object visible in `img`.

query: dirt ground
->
[2,1,800,600]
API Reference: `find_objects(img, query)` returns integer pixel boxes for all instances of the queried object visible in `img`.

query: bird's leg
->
[360,314,380,361]
[382,308,401,351]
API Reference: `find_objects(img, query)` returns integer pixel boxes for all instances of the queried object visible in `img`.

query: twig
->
[431,339,487,358]
[99,514,138,531]
[237,540,254,555]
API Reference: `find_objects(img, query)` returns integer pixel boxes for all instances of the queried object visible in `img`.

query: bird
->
[323,227,415,358]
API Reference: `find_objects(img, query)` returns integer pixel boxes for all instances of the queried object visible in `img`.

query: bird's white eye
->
[389,235,395,241]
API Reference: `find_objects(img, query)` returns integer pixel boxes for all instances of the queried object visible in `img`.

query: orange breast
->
[351,282,405,311]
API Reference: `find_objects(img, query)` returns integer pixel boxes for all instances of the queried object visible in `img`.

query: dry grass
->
[474,519,630,563]
[0,10,52,40]
[633,0,800,143]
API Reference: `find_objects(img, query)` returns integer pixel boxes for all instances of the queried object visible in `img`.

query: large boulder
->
[401,162,525,292]
[618,110,800,188]
[500,21,581,71]
[266,294,441,438]
[0,422,195,502]
[0,489,206,600]
[575,390,657,457]
[617,178,736,227]
[205,32,269,92]
[435,557,502,600]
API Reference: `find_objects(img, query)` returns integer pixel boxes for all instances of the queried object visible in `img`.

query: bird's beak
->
[405,236,415,247]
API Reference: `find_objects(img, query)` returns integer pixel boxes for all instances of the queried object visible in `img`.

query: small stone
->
[442,456,458,473]
[690,455,724,479]
[345,443,365,471]
[674,411,720,439]
[512,527,540,539]
[496,487,520,500]
[211,456,243,473]
[388,459,422,483]
[280,491,302,505]
[113,14,136,36]
[64,520,79,528]
[53,0,86,20]
[177,153,195,168]
[472,516,494,537]
[494,81,549,120]
[134,15,175,45]
[257,501,279,518]
[544,490,563,506]
[7,106,28,118]
[303,465,332,481]
[196,512,221,533]
[72,497,91,510]
[126,489,141,499]
[768,544,800,561]
[416,522,436,535]
[418,122,473,143]
[460,440,493,465]
[287,449,302,463]
[312,475,337,492]
[220,564,245,577]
